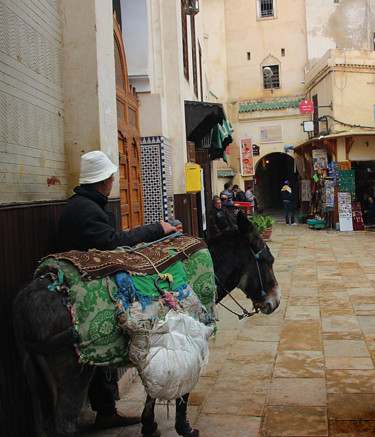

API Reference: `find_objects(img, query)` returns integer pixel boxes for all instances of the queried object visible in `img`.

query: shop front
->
[293,131,375,230]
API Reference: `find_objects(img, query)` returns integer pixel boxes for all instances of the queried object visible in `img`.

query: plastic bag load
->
[130,310,215,400]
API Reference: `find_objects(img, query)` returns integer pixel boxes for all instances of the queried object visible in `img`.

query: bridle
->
[215,243,267,320]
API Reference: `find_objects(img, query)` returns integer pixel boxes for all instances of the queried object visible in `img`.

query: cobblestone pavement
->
[78,218,375,436]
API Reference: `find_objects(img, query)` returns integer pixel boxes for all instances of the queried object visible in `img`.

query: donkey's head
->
[208,211,280,315]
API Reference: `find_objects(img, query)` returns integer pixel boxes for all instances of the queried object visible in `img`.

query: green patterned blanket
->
[37,248,216,367]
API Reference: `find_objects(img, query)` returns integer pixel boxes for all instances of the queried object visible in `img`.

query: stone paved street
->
[78,218,375,436]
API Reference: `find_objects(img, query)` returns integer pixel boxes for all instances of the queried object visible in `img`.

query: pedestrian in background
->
[220,182,234,204]
[281,180,297,225]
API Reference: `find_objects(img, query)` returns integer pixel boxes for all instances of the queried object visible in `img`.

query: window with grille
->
[263,65,280,89]
[259,0,274,18]
[181,0,189,80]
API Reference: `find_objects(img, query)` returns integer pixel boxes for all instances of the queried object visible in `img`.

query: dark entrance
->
[352,160,375,207]
[255,152,298,212]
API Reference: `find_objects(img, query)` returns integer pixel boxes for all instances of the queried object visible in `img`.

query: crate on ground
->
[307,219,326,229]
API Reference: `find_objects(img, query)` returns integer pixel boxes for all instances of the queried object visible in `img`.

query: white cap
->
[79,151,118,184]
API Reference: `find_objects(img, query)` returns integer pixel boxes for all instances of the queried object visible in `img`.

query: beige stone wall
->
[306,0,375,67]
[0,0,66,203]
[205,0,308,189]
[61,0,118,195]
[306,50,375,133]
[132,1,212,195]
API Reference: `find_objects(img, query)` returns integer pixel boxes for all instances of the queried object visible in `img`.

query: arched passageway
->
[255,152,298,212]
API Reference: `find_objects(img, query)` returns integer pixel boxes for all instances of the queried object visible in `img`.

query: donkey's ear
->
[236,210,254,234]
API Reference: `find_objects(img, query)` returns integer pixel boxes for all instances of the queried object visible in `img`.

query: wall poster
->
[259,125,282,143]
[312,149,328,170]
[301,180,311,202]
[240,138,255,176]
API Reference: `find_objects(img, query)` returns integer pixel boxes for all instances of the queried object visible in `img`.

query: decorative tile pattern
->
[140,136,173,224]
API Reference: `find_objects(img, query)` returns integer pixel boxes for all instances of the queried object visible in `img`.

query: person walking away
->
[57,150,176,430]
[245,185,256,213]
[232,184,246,202]
[220,182,234,204]
[281,180,297,225]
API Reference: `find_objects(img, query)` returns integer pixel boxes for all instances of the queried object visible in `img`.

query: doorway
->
[255,152,298,212]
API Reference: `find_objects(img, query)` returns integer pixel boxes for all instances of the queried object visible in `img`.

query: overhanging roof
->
[294,130,375,153]
[185,100,226,142]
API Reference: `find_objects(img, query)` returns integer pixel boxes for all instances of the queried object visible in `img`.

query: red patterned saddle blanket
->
[43,234,206,280]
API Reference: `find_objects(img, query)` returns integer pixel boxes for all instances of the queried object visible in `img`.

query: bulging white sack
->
[130,310,214,400]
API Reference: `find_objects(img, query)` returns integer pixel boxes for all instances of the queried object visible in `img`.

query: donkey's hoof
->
[143,430,161,437]
[176,420,199,437]
[142,421,160,437]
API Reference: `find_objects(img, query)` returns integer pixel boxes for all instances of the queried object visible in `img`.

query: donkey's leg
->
[141,395,160,437]
[41,350,95,436]
[175,393,199,437]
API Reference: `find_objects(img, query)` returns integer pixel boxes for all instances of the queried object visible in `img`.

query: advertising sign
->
[260,125,282,143]
[240,138,254,176]
[299,99,314,113]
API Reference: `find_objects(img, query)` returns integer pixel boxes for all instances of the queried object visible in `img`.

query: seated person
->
[208,196,231,237]
[169,218,183,233]
[364,196,375,225]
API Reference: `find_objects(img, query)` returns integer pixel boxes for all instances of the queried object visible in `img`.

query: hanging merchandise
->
[338,169,355,200]
[351,201,364,231]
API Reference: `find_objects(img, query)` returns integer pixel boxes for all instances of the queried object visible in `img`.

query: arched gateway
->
[255,152,298,211]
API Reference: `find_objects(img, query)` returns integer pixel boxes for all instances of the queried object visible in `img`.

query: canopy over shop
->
[293,130,375,231]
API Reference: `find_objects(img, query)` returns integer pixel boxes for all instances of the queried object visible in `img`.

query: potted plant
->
[250,215,267,237]
[263,216,274,240]
[250,215,274,240]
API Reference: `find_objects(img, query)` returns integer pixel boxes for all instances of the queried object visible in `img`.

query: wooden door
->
[114,17,144,230]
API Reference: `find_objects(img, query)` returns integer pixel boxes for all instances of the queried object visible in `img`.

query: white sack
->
[130,310,214,400]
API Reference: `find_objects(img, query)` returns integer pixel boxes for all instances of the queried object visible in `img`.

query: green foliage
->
[249,215,274,234]
[264,216,275,228]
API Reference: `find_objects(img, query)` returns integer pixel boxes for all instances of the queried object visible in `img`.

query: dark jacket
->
[234,189,246,202]
[281,187,293,202]
[57,185,164,252]
[209,205,230,237]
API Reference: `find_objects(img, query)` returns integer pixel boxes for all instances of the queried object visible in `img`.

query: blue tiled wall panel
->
[141,136,174,225]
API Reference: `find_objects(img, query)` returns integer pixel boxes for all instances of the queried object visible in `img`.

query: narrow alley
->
[78,219,375,437]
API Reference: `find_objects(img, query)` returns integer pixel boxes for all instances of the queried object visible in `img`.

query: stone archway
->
[255,152,298,212]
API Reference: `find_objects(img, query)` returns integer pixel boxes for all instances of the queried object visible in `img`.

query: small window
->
[263,65,280,89]
[281,48,285,57]
[259,0,274,18]
[247,52,251,60]
[334,0,339,3]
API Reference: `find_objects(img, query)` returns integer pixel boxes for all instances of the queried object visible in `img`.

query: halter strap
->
[248,244,267,299]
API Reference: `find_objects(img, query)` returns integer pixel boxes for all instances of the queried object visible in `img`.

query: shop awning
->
[185,100,226,142]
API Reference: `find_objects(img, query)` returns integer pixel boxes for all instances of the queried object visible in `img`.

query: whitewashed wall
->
[0,0,66,203]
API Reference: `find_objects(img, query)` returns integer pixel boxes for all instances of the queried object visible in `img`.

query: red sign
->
[299,99,314,114]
